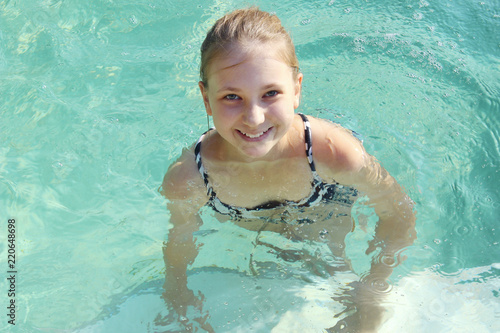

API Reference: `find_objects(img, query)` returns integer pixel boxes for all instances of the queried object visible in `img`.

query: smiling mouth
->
[238,127,272,139]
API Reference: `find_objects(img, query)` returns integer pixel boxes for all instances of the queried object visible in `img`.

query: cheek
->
[269,103,295,126]
[212,107,236,128]
[276,97,298,115]
[213,104,236,119]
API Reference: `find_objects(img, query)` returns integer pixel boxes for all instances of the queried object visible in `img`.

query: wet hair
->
[200,7,299,86]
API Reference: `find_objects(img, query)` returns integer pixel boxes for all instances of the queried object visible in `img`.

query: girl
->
[161,7,416,332]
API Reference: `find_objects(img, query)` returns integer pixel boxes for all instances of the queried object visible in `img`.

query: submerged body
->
[161,7,416,333]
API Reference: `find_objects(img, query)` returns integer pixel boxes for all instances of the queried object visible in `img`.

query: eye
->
[224,94,240,100]
[264,90,279,97]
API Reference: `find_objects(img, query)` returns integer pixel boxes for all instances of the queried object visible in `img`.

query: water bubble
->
[380,255,397,267]
[129,15,138,25]
[360,273,393,295]
[323,254,335,263]
[413,12,423,20]
[372,278,392,293]
[436,257,465,276]
[454,224,471,236]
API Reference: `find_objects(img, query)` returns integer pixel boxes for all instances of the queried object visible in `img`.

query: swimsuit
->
[194,113,358,221]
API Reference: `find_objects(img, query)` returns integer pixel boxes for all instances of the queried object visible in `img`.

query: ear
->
[198,81,212,116]
[293,73,303,109]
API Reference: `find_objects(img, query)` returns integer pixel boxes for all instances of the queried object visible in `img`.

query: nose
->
[242,102,265,127]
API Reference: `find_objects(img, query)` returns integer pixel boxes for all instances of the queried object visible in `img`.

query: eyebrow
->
[217,83,283,93]
[261,83,282,90]
[216,86,242,93]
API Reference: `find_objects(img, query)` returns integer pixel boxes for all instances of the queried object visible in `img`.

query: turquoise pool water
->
[1,0,499,332]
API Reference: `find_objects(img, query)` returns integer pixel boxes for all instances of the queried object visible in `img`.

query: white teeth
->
[243,131,265,138]
[240,128,270,138]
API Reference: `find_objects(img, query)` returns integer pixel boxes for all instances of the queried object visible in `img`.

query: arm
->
[335,155,416,332]
[162,199,204,317]
[160,150,214,331]
[312,118,416,332]
[353,152,417,278]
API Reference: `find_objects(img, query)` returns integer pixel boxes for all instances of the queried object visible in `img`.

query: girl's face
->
[199,43,303,161]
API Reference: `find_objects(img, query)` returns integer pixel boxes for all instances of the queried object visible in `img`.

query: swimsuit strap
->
[297,113,322,183]
[194,128,216,199]
[194,130,245,218]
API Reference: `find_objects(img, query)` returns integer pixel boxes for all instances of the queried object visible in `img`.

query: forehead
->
[206,41,292,79]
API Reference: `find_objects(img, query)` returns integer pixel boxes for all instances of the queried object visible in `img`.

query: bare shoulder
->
[307,115,370,181]
[160,147,208,206]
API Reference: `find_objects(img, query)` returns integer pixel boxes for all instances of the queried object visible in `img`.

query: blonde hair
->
[200,7,299,86]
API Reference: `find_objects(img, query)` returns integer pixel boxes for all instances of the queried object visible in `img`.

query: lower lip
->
[237,127,273,142]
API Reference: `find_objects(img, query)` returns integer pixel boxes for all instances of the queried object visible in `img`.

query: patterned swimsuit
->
[194,113,358,221]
